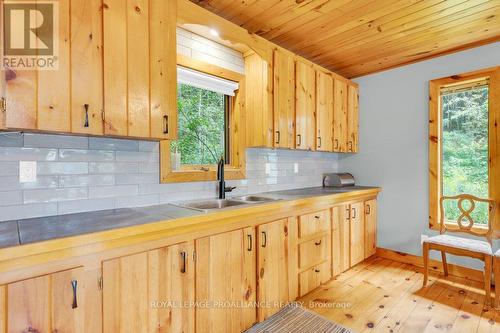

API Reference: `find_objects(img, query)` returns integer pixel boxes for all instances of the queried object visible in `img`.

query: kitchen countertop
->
[0,186,377,250]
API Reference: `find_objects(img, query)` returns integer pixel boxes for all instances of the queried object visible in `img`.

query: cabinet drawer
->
[299,262,330,297]
[298,210,330,238]
[299,236,327,269]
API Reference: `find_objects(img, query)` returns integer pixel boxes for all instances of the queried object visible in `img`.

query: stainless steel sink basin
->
[176,199,248,212]
[232,195,277,203]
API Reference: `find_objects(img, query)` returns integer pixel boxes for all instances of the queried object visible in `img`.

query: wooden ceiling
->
[190,0,500,78]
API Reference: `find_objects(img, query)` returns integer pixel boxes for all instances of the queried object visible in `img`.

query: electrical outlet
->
[420,234,429,244]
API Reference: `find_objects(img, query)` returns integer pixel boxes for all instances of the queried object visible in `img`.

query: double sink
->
[176,195,279,212]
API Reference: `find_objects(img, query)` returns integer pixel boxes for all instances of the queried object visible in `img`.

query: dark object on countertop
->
[323,173,355,188]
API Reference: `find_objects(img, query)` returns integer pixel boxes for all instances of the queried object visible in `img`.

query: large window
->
[429,67,500,230]
[172,83,230,165]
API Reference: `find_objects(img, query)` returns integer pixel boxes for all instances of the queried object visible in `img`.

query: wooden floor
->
[299,257,500,333]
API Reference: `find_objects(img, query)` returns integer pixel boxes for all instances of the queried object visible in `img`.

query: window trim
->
[160,54,246,183]
[429,66,500,235]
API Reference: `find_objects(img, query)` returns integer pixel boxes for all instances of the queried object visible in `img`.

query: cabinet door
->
[257,219,291,321]
[333,79,348,152]
[295,60,315,150]
[347,84,359,153]
[364,199,377,258]
[196,227,256,333]
[5,267,101,333]
[103,241,195,333]
[273,49,295,149]
[315,71,334,151]
[332,205,350,274]
[350,202,365,266]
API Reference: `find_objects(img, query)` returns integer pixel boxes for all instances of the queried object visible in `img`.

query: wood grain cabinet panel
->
[315,71,334,151]
[298,210,330,238]
[364,199,377,258]
[103,241,195,333]
[332,204,351,274]
[298,261,329,297]
[195,227,256,333]
[4,267,101,333]
[257,219,292,321]
[349,202,365,267]
[333,79,348,152]
[273,49,295,149]
[295,59,316,150]
[347,84,359,153]
[298,236,327,270]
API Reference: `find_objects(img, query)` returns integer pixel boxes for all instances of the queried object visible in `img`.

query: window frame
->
[429,66,500,234]
[160,54,246,183]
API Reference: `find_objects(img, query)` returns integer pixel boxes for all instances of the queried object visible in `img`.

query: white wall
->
[338,42,500,269]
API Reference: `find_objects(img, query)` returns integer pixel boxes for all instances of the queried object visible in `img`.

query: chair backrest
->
[439,194,496,244]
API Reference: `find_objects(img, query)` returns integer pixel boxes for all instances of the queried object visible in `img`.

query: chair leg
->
[484,255,492,306]
[423,242,429,287]
[441,251,448,277]
[495,257,500,309]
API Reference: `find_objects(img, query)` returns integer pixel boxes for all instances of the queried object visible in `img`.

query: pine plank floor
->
[299,257,500,333]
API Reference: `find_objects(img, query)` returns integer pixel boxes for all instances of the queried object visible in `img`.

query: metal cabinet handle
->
[352,208,356,219]
[348,141,353,151]
[163,115,169,134]
[261,231,267,248]
[314,215,320,220]
[366,204,371,215]
[346,208,351,220]
[317,136,322,148]
[180,251,187,273]
[83,104,89,128]
[71,280,78,309]
[275,131,280,144]
[334,139,339,150]
[247,234,253,252]
[315,240,322,246]
[297,134,301,147]
[314,269,320,273]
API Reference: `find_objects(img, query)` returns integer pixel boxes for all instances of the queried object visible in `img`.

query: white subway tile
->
[138,141,159,152]
[59,175,114,187]
[0,203,57,222]
[115,151,159,162]
[59,149,115,162]
[24,188,88,204]
[89,162,139,174]
[0,191,22,206]
[37,162,88,175]
[89,185,138,198]
[0,162,19,176]
[139,162,159,174]
[57,198,115,215]
[0,133,23,147]
[0,147,58,161]
[115,173,159,185]
[24,134,88,149]
[114,194,159,209]
[89,137,139,151]
[0,176,59,191]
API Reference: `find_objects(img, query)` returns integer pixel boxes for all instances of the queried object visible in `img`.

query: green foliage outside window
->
[441,86,489,224]
[171,83,227,165]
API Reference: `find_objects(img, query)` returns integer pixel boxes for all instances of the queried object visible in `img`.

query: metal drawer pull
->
[247,234,253,252]
[261,231,267,248]
[315,240,322,246]
[314,215,320,219]
[163,115,169,134]
[83,104,89,128]
[180,251,187,273]
[314,269,320,273]
[71,280,78,309]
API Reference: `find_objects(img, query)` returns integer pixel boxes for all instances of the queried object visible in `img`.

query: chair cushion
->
[423,234,492,255]
[495,249,500,257]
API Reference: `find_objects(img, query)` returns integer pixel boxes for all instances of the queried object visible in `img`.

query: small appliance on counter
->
[323,173,355,188]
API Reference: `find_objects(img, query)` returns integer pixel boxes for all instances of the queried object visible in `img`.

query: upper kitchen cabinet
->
[1,0,177,140]
[333,78,348,153]
[315,70,334,152]
[272,48,295,149]
[103,0,177,139]
[295,58,316,150]
[347,83,359,153]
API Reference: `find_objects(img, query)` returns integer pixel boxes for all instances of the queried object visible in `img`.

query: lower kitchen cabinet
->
[2,267,101,333]
[364,199,378,258]
[332,204,350,274]
[103,241,195,333]
[349,202,365,266]
[257,219,293,321]
[195,227,256,333]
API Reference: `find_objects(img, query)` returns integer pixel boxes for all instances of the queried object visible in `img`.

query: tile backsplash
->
[0,133,338,222]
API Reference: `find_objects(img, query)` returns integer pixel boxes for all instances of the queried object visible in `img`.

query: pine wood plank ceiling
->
[190,0,500,78]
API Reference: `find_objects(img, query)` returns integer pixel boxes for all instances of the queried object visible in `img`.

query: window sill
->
[161,166,245,183]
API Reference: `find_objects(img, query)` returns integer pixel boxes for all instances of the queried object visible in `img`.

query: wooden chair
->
[422,194,496,305]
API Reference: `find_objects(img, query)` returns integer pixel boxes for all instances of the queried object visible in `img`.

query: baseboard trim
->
[376,247,484,283]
